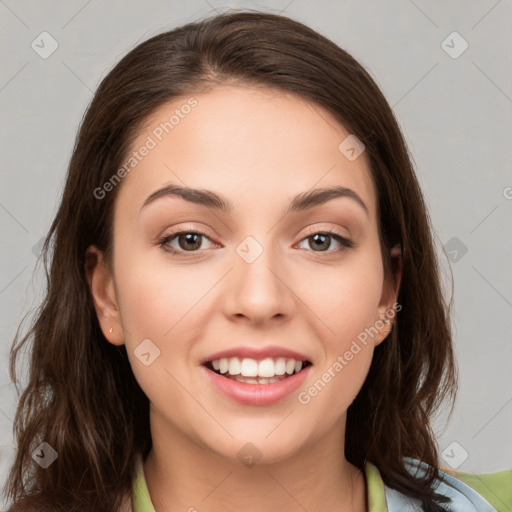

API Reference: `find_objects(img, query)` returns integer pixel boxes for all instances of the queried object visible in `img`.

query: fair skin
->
[86,84,400,512]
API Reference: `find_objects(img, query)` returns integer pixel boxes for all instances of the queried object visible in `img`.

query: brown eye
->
[158,230,217,255]
[176,232,203,251]
[308,233,331,251]
[297,231,354,253]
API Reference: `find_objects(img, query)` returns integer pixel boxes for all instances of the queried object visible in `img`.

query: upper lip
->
[201,345,312,365]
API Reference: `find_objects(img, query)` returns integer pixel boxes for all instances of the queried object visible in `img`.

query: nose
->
[221,239,295,325]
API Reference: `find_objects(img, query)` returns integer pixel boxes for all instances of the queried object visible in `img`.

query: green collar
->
[365,461,388,511]
[133,459,388,511]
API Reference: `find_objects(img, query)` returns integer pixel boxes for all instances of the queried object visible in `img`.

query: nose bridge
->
[224,233,293,321]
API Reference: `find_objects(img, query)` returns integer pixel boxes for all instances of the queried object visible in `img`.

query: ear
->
[85,245,125,346]
[373,244,402,346]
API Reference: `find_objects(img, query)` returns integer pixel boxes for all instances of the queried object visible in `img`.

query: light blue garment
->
[383,457,497,511]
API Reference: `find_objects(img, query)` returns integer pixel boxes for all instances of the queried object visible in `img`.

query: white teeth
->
[219,358,229,374]
[274,357,286,375]
[285,359,295,375]
[228,357,241,375]
[235,376,259,384]
[210,356,307,378]
[240,358,258,377]
[258,358,275,377]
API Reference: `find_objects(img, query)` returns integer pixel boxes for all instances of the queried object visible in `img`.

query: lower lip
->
[201,365,312,406]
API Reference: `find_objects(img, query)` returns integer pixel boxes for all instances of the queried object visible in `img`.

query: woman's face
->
[88,84,398,464]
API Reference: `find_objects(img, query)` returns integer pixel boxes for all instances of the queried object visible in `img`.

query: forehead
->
[114,84,376,220]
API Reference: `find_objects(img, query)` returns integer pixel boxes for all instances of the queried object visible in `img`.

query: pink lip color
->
[201,364,312,406]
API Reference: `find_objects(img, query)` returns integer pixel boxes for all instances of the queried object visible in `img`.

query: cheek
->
[113,249,210,339]
[297,343,374,425]
[111,248,220,388]
[292,248,383,409]
[293,248,384,342]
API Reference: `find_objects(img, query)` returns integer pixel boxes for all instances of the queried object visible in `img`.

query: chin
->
[201,428,309,467]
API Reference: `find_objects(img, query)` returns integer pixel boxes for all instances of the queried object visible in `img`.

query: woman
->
[4,10,509,512]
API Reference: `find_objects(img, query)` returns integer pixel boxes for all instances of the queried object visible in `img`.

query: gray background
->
[1,0,511,505]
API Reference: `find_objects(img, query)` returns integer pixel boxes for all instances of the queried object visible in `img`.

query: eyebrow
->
[140,183,369,216]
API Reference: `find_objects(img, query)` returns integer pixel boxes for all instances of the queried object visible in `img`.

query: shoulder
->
[441,465,512,512]
[383,457,510,512]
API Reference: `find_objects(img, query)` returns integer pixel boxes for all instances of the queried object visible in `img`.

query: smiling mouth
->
[204,357,312,385]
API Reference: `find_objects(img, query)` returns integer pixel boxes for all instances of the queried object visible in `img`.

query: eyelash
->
[157,227,354,257]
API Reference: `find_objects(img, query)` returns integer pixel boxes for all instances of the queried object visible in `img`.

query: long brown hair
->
[4,10,457,512]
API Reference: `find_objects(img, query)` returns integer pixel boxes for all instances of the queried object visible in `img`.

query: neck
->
[143,412,367,512]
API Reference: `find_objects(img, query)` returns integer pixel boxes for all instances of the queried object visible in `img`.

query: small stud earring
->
[382,319,393,334]
[109,327,113,334]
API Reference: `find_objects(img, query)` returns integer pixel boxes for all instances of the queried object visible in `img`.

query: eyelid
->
[296,225,354,250]
[158,223,217,242]
[300,225,350,238]
[157,225,219,255]
[158,224,354,256]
